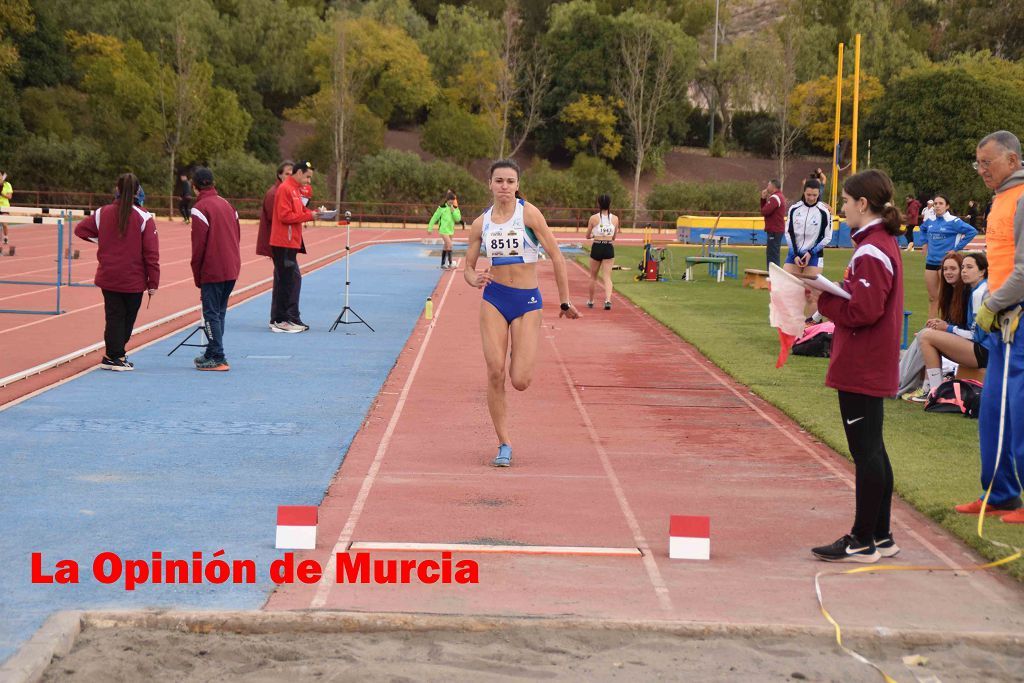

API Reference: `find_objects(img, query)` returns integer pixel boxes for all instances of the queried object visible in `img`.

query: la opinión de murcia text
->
[31,550,480,590]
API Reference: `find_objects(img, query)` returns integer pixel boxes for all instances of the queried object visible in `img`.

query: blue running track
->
[0,242,440,663]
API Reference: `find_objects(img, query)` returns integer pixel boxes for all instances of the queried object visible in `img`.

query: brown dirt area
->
[42,625,1024,682]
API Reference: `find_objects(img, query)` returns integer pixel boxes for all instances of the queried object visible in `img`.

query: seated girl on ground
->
[909,252,989,403]
[901,251,969,401]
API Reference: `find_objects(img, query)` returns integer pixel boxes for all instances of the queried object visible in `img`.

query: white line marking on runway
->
[547,336,675,615]
[310,266,460,609]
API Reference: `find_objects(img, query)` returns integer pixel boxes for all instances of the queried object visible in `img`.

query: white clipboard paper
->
[799,273,851,300]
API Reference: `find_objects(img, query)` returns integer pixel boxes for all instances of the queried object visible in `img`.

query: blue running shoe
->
[492,443,512,467]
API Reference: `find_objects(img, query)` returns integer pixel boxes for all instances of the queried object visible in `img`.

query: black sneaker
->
[604,301,612,310]
[99,356,133,372]
[874,535,900,558]
[811,535,880,563]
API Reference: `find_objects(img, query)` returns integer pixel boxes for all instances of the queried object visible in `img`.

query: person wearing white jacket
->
[785,179,833,321]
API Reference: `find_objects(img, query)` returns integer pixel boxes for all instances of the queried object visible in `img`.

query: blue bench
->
[684,256,727,282]
[708,252,738,279]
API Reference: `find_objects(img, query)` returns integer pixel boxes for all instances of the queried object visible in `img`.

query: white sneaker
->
[272,321,304,334]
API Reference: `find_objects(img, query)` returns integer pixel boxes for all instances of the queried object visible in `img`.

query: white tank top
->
[593,212,615,238]
[482,199,540,265]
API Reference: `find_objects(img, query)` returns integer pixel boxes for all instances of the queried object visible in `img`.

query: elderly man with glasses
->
[955,130,1024,522]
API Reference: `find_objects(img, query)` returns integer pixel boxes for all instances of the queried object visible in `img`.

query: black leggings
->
[838,391,893,543]
[101,290,143,359]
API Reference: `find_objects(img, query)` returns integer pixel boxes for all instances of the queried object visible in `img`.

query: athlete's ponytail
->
[115,173,140,238]
[843,169,904,236]
[880,204,903,235]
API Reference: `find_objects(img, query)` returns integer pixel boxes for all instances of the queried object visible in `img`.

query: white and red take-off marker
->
[669,515,710,560]
[275,505,318,550]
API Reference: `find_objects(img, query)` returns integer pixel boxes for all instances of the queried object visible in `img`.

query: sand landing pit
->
[26,611,1024,682]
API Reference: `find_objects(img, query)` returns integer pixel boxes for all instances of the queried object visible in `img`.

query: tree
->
[494,0,549,158]
[295,15,425,206]
[694,39,759,143]
[0,0,34,78]
[418,4,499,88]
[537,0,619,156]
[845,0,927,84]
[520,154,629,209]
[866,60,1024,208]
[559,93,623,161]
[745,16,830,190]
[422,102,496,166]
[341,16,437,124]
[11,3,71,88]
[789,74,884,153]
[11,134,112,192]
[757,23,802,192]
[19,86,86,140]
[69,31,251,193]
[156,20,209,216]
[298,16,372,209]
[935,0,1024,61]
[69,32,166,184]
[614,12,696,226]
[346,148,487,206]
[357,0,429,41]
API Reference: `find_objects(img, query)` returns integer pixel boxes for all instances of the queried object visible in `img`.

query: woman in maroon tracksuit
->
[75,173,160,371]
[811,169,905,564]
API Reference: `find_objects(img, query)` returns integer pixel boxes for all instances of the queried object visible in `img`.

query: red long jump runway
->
[0,222,412,406]
[268,255,1024,633]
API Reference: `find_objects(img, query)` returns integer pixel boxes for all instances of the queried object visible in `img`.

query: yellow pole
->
[830,43,844,211]
[852,34,861,174]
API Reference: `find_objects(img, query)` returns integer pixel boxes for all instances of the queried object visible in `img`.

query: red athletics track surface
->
[0,221,426,406]
[268,254,1024,633]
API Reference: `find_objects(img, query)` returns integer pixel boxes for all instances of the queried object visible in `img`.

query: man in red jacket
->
[257,160,293,330]
[270,160,324,333]
[760,179,786,269]
[190,167,242,371]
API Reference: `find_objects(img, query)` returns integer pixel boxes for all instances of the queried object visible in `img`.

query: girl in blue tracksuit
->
[920,194,978,319]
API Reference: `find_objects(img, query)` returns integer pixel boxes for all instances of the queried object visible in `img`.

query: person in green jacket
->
[427,190,462,269]
[0,171,12,246]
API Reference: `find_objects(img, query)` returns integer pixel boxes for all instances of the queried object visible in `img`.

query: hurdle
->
[0,215,66,315]
[0,206,91,218]
[0,207,96,288]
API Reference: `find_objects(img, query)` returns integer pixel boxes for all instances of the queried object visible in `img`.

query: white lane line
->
[547,335,675,615]
[310,266,459,609]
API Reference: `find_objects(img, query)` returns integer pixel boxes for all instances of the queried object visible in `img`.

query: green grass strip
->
[575,243,1024,579]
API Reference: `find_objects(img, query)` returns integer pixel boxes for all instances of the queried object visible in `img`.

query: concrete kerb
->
[0,611,81,683]
[5,608,1024,683]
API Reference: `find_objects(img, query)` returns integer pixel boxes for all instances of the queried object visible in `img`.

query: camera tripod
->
[329,211,373,332]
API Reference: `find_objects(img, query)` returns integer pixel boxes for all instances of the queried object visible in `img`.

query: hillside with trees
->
[0,0,1020,218]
